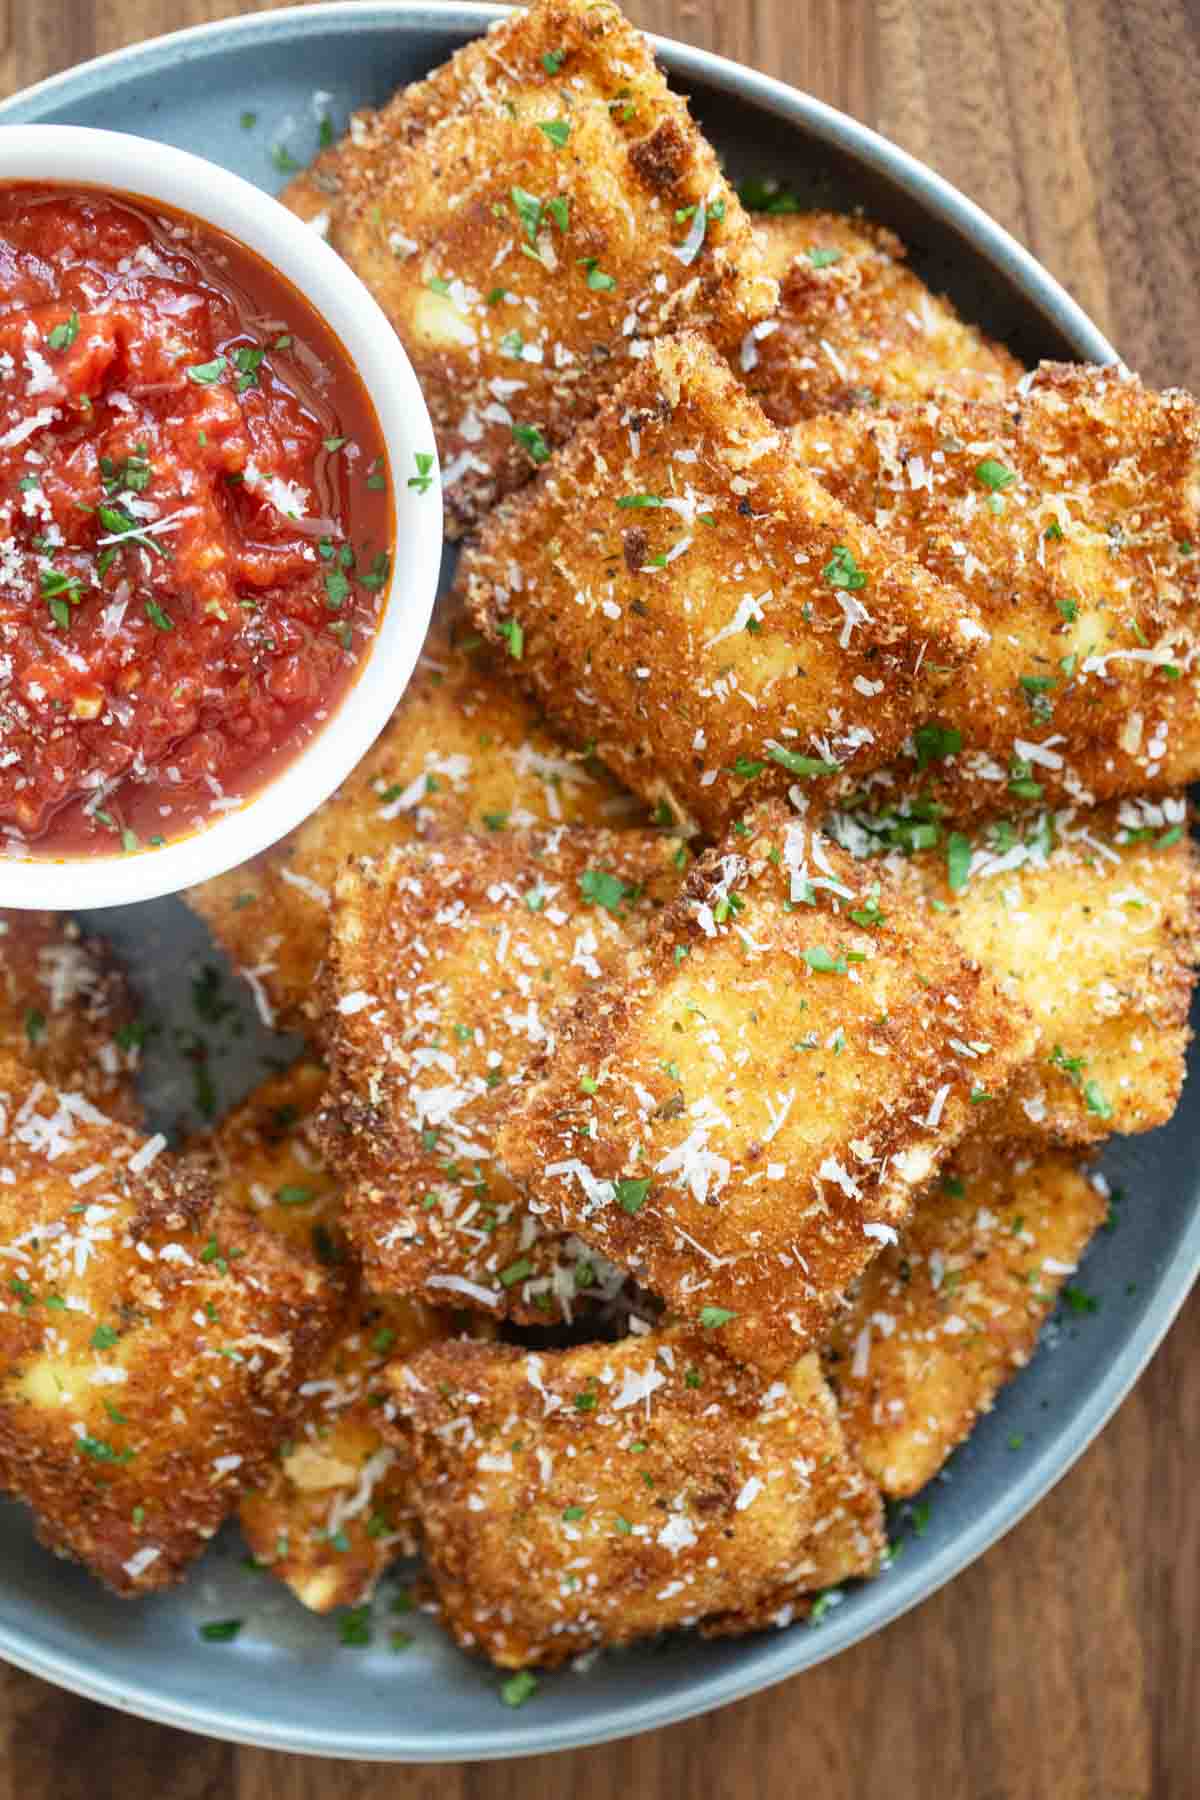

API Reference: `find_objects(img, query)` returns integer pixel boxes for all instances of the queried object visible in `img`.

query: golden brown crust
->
[745,212,1023,422]
[868,799,1200,1143]
[283,0,777,535]
[388,1332,883,1666]
[0,1054,339,1595]
[458,330,981,836]
[0,913,142,1125]
[823,1136,1107,1495]
[495,800,1038,1371]
[792,362,1200,816]
[185,604,640,1034]
[322,826,687,1318]
[202,1062,447,1612]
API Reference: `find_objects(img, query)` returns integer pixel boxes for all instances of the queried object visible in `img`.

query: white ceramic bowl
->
[0,123,442,909]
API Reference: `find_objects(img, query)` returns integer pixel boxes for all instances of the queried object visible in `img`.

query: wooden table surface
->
[2,1,1198,1794]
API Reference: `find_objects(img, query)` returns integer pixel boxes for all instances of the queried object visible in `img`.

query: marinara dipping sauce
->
[0,184,393,858]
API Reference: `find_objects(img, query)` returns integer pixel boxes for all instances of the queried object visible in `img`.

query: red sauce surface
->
[0,183,393,858]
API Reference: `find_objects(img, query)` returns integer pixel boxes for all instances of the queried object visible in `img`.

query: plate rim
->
[0,0,1194,1765]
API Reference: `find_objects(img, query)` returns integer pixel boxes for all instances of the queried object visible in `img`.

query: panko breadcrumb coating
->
[387,1332,884,1666]
[186,607,639,1033]
[322,827,686,1321]
[0,912,142,1125]
[791,362,1200,816]
[284,0,776,534]
[209,1062,448,1613]
[496,802,1038,1372]
[880,797,1200,1144]
[0,1055,337,1595]
[459,330,980,836]
[823,1137,1107,1495]
[744,211,1022,422]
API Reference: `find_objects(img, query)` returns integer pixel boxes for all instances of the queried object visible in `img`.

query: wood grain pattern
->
[0,2,1197,1795]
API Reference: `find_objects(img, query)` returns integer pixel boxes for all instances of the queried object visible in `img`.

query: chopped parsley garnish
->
[319,115,335,150]
[803,946,846,974]
[90,1324,119,1350]
[1061,1284,1099,1315]
[501,1670,538,1707]
[562,1505,586,1521]
[512,422,551,464]
[338,1605,373,1647]
[616,493,663,509]
[231,345,266,392]
[699,1306,736,1328]
[542,48,565,72]
[946,831,971,892]
[732,755,765,778]
[497,616,524,659]
[537,119,570,147]
[849,889,885,929]
[823,543,867,590]
[499,1257,533,1288]
[270,144,301,174]
[47,310,80,352]
[408,450,437,494]
[976,458,1016,493]
[276,1185,315,1207]
[1084,1079,1113,1120]
[145,600,174,632]
[186,355,227,385]
[578,257,616,291]
[77,1435,132,1465]
[23,1008,44,1044]
[614,1177,651,1215]
[198,1619,243,1642]
[736,177,803,214]
[807,247,842,267]
[768,746,838,777]
[573,1389,597,1412]
[1007,758,1042,800]
[913,722,961,770]
[579,867,636,913]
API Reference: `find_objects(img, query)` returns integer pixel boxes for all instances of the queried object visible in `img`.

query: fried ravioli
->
[496,802,1038,1372]
[743,212,1022,423]
[0,1056,337,1595]
[871,797,1200,1144]
[822,1138,1107,1495]
[284,0,775,535]
[185,608,638,1033]
[387,1332,883,1667]
[459,330,980,836]
[208,1062,447,1612]
[791,362,1200,815]
[0,912,142,1125]
[322,827,686,1319]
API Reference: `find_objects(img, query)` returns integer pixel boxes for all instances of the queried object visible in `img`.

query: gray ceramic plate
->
[0,3,1195,1763]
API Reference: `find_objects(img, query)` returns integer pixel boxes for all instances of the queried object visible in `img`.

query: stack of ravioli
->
[2,0,1197,1680]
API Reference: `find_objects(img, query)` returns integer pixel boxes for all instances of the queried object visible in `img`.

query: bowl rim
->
[0,120,442,910]
[0,1,1193,1768]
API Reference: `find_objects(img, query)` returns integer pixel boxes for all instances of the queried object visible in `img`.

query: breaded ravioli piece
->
[387,1332,883,1667]
[496,802,1037,1372]
[285,0,776,535]
[0,912,142,1124]
[207,1062,447,1612]
[186,607,638,1032]
[238,1288,443,1612]
[743,212,1022,423]
[459,331,979,836]
[792,362,1200,815]
[323,827,686,1320]
[0,1056,337,1595]
[823,1138,1107,1495]
[879,796,1200,1144]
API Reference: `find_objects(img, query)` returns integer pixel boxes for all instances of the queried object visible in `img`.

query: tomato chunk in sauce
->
[0,184,393,858]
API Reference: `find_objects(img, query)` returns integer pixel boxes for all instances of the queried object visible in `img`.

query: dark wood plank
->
[0,4,1196,1798]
